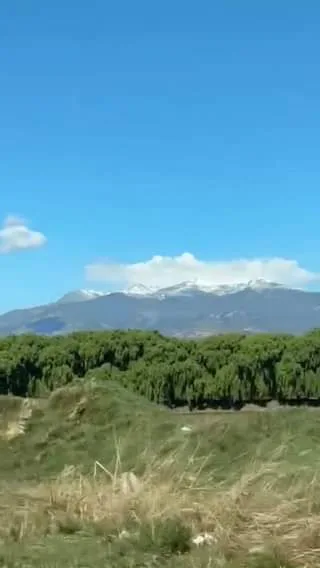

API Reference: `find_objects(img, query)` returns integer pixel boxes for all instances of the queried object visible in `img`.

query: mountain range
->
[1,279,320,337]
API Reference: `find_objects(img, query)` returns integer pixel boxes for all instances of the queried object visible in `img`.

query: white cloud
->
[0,215,47,254]
[85,252,319,290]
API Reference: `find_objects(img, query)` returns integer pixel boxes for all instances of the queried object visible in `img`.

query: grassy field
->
[1,382,320,567]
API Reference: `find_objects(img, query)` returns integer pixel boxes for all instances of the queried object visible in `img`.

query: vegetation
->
[2,329,320,407]
[1,381,320,566]
[2,330,320,564]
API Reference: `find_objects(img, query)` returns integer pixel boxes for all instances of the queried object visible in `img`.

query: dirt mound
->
[1,398,36,440]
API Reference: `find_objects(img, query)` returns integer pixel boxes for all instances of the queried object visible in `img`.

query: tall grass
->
[1,383,320,566]
[1,441,320,566]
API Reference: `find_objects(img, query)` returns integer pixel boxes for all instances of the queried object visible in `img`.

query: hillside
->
[2,281,320,336]
[1,329,320,565]
[1,381,320,567]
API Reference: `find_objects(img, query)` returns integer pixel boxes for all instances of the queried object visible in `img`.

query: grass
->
[1,381,320,566]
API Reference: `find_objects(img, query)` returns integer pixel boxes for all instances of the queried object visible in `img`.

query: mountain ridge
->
[65,278,289,302]
[0,279,319,337]
[56,289,107,304]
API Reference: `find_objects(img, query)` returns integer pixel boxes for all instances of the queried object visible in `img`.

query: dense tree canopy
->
[1,330,320,407]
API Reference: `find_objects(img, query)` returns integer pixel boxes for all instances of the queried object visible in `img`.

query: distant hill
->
[1,279,320,336]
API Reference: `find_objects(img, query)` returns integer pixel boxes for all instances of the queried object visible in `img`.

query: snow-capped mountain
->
[0,278,319,337]
[123,279,286,298]
[57,280,287,305]
[56,289,107,304]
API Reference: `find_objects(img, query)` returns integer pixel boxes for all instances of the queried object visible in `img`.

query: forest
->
[1,330,320,408]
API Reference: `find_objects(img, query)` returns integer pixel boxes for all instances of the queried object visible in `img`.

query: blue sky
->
[1,1,320,313]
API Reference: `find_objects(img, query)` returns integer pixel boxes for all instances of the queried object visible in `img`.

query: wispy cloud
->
[0,215,47,254]
[85,252,319,290]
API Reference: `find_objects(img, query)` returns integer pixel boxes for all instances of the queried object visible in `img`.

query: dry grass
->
[1,385,320,566]
[1,442,320,567]
[0,397,36,440]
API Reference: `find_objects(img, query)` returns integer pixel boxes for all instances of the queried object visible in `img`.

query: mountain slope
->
[1,280,320,336]
[57,289,107,304]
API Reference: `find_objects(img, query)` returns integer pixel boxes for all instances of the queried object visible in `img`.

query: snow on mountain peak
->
[208,279,285,294]
[59,279,286,305]
[156,279,284,296]
[122,278,285,298]
[79,289,106,298]
[246,279,284,290]
[124,284,156,296]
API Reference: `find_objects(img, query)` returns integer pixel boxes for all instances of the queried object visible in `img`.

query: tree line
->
[1,330,320,408]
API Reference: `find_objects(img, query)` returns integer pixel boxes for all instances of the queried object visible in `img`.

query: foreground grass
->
[1,382,320,566]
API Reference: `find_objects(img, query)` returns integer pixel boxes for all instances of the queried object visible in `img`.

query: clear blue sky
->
[1,1,320,313]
